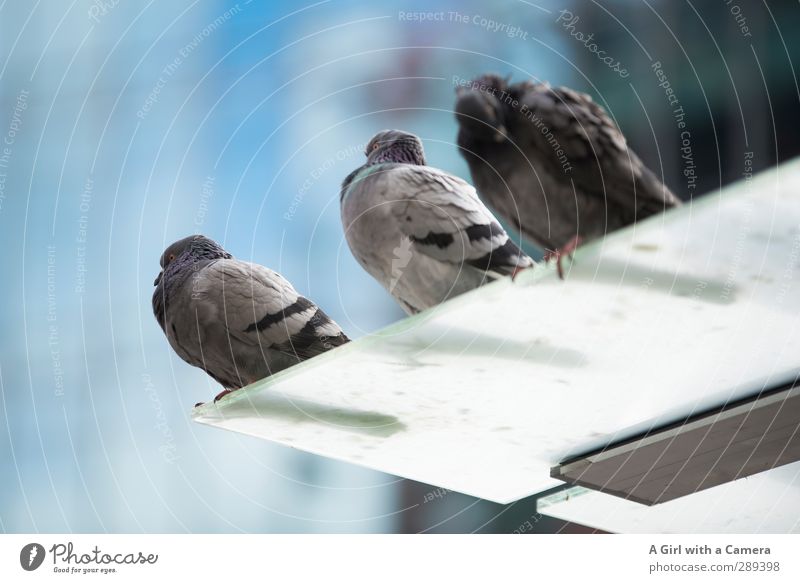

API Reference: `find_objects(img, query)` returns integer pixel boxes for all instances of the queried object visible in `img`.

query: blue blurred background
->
[1,0,798,533]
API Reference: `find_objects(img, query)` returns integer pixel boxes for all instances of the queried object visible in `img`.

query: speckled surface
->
[193,160,800,504]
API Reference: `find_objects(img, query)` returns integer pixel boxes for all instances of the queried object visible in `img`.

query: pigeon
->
[455,74,681,275]
[152,235,349,402]
[340,129,534,315]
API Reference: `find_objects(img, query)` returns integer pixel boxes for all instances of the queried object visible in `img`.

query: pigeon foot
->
[543,235,583,280]
[510,264,533,282]
[213,388,235,402]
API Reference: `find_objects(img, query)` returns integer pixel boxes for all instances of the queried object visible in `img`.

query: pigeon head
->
[455,74,508,142]
[365,130,426,166]
[467,73,508,92]
[154,235,232,285]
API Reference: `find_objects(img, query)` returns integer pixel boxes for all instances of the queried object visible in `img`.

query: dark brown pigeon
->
[455,74,681,276]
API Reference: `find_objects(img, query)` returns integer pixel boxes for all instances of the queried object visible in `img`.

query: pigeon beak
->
[154,271,163,286]
[493,124,508,142]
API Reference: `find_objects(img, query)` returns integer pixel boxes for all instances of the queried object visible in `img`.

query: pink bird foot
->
[511,264,533,282]
[543,235,583,279]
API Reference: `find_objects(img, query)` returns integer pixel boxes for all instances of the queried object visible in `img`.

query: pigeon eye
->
[372,143,380,151]
[168,253,175,262]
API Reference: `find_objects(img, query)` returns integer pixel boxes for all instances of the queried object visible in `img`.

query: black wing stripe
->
[281,308,349,357]
[245,296,314,333]
[287,310,323,352]
[464,222,505,242]
[304,307,349,344]
[467,238,528,273]
[411,231,455,248]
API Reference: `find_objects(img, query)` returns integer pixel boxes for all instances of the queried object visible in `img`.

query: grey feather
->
[152,235,348,394]
[455,74,682,252]
[341,130,534,315]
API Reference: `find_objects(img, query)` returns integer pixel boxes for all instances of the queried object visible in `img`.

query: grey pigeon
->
[152,235,349,402]
[455,74,681,274]
[340,129,534,315]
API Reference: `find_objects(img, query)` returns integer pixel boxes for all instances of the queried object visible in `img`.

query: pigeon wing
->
[385,165,532,276]
[195,259,348,361]
[515,83,680,216]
